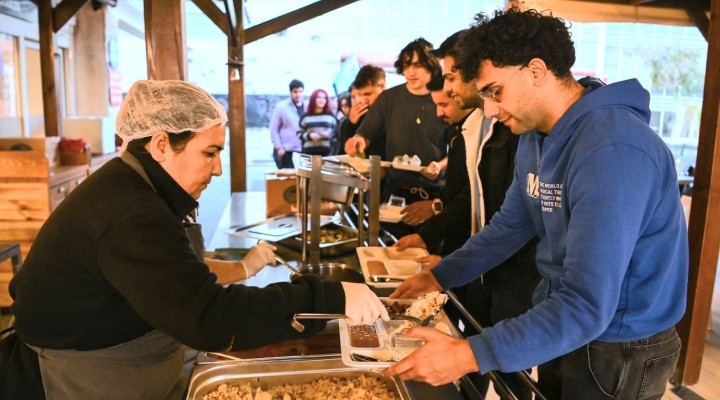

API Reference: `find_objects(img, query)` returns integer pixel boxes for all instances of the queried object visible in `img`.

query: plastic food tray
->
[357,246,429,288]
[339,298,454,369]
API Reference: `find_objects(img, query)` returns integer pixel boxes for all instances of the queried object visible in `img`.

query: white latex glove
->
[341,282,390,325]
[241,243,276,277]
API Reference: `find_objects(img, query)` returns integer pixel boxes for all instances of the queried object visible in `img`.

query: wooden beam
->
[191,0,228,36]
[686,8,710,40]
[244,0,360,45]
[144,0,187,81]
[38,0,61,137]
[52,0,90,33]
[673,0,720,386]
[228,0,246,192]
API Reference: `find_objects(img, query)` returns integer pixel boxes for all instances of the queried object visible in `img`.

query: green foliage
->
[636,47,703,96]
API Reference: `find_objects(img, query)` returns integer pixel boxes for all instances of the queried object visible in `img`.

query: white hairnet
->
[116,80,228,142]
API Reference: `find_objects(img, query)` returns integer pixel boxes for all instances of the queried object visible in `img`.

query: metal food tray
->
[186,355,410,399]
[227,214,335,242]
[278,223,359,257]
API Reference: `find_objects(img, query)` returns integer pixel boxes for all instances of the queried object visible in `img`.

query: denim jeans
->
[537,327,681,399]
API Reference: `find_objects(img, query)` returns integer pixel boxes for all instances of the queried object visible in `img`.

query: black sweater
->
[10,151,344,351]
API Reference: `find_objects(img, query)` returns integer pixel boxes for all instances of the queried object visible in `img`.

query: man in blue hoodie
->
[384,8,688,399]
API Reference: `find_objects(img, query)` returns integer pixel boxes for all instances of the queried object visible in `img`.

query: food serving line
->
[198,156,541,400]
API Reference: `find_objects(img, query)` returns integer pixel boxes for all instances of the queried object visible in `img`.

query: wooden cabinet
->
[0,150,115,305]
[49,164,88,212]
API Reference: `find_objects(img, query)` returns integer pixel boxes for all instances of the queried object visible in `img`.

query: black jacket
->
[476,122,539,290]
[418,124,471,255]
[10,149,344,352]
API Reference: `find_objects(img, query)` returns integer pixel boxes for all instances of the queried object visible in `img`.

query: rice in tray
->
[202,375,399,400]
[405,291,448,320]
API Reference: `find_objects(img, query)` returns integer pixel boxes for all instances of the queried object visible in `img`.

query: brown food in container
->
[367,260,388,275]
[348,324,380,348]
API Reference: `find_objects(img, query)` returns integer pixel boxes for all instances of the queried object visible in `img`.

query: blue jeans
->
[537,327,681,399]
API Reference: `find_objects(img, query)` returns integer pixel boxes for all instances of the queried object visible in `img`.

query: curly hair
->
[394,37,440,76]
[434,29,466,60]
[455,8,575,83]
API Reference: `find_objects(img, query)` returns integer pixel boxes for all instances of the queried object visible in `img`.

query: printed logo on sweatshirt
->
[526,173,540,198]
[539,181,563,213]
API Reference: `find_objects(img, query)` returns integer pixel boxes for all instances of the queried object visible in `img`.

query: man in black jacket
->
[395,74,473,255]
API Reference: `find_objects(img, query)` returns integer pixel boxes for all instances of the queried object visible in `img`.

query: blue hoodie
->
[433,78,688,373]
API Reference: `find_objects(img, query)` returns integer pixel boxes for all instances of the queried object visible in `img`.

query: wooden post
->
[673,0,720,386]
[144,0,187,81]
[228,0,246,192]
[38,0,61,137]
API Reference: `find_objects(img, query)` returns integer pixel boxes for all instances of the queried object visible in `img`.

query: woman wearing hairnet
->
[2,80,388,400]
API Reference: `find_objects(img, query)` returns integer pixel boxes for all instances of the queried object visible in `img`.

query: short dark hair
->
[426,73,445,92]
[289,79,304,91]
[434,30,466,60]
[394,38,440,76]
[351,65,386,89]
[455,8,576,82]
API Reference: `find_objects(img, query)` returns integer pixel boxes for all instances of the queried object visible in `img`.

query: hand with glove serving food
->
[205,242,277,284]
[341,282,390,325]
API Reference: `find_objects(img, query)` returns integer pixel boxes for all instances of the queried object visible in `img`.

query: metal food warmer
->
[185,291,548,400]
[295,154,383,265]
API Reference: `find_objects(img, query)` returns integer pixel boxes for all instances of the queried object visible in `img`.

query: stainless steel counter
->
[206,191,391,293]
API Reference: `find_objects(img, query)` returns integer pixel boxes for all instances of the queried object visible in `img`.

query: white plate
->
[391,162,424,172]
[356,247,429,288]
[379,205,404,223]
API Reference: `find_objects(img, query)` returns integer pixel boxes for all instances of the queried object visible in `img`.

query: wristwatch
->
[432,199,443,215]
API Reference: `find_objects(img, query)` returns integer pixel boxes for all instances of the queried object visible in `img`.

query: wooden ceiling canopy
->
[34,0,720,390]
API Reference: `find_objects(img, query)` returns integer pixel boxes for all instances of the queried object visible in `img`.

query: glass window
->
[0,33,18,118]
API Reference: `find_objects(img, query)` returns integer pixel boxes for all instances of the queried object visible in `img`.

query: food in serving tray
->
[382,300,410,316]
[406,291,448,321]
[301,226,356,244]
[382,292,448,322]
[348,324,381,348]
[202,375,399,400]
[392,154,421,167]
[366,260,388,275]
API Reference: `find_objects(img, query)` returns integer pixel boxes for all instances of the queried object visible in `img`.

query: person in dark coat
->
[2,80,388,400]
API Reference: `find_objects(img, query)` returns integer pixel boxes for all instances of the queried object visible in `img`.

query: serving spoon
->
[388,307,443,327]
[369,275,405,283]
[257,239,301,278]
[290,313,346,332]
[350,353,392,363]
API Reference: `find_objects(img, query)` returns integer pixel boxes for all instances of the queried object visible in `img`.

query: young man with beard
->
[270,79,305,168]
[384,9,687,399]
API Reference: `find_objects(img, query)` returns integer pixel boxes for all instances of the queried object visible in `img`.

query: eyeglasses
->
[478,66,526,102]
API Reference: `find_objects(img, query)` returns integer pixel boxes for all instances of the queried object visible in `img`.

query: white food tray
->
[331,155,391,174]
[226,214,335,242]
[339,299,453,369]
[391,162,425,172]
[357,246,429,288]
